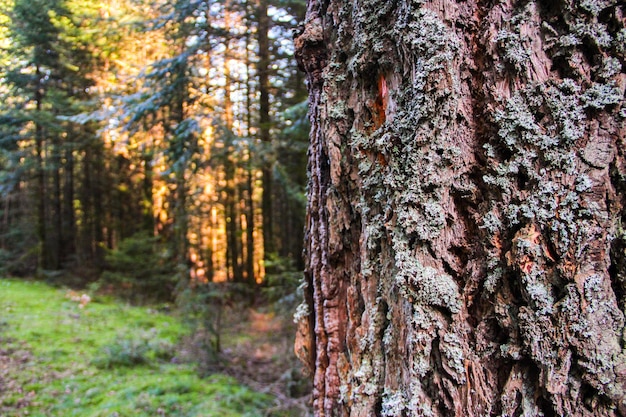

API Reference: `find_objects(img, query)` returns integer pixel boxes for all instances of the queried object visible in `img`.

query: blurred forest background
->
[0,0,308,293]
[0,0,311,414]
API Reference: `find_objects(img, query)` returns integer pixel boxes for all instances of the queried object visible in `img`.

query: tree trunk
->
[245,148,256,283]
[92,141,105,267]
[51,128,62,270]
[245,31,257,283]
[80,142,93,262]
[34,65,49,271]
[223,37,244,282]
[295,1,626,416]
[62,143,76,263]
[257,0,275,258]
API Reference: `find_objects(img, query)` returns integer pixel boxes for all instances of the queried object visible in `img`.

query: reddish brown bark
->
[295,1,626,416]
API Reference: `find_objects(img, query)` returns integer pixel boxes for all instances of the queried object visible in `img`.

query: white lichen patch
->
[579,0,616,16]
[353,357,377,395]
[394,237,461,313]
[381,389,408,417]
[494,29,531,72]
[397,199,445,241]
[546,79,585,144]
[440,332,467,384]
[597,57,622,79]
[582,82,623,109]
[408,380,435,417]
[572,18,612,48]
[293,299,310,323]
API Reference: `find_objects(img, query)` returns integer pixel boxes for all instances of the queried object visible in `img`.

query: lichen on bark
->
[295,0,626,416]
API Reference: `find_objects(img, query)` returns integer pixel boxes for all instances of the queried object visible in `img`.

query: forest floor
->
[0,279,311,417]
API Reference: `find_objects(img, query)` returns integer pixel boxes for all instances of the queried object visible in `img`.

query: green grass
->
[0,278,272,416]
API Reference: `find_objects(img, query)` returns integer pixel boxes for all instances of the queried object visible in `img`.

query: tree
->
[256,0,275,260]
[294,1,626,416]
[0,0,105,271]
[7,0,68,270]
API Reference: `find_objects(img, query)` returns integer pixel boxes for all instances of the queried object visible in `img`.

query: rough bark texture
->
[295,1,626,416]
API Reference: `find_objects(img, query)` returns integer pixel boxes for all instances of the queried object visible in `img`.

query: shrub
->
[176,282,229,361]
[175,280,254,372]
[91,330,175,369]
[99,231,178,303]
[261,254,303,315]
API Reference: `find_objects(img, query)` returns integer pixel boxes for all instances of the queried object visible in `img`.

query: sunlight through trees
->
[0,0,308,295]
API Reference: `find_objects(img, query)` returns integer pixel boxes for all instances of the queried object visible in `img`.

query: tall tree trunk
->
[245,154,256,282]
[142,146,155,235]
[168,51,190,267]
[34,65,49,270]
[63,143,76,263]
[92,141,105,267]
[51,130,62,270]
[1,193,9,249]
[257,0,274,258]
[81,141,103,266]
[295,1,626,416]
[245,31,256,283]
[80,143,93,263]
[223,36,244,282]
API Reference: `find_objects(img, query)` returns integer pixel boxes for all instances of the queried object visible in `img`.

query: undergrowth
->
[0,278,276,417]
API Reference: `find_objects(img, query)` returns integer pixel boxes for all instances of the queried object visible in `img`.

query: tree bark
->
[295,1,626,416]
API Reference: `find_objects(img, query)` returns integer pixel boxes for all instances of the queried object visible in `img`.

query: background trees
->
[295,0,625,416]
[0,0,308,296]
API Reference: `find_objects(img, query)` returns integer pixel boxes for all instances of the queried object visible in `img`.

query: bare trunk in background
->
[257,0,275,258]
[295,1,626,416]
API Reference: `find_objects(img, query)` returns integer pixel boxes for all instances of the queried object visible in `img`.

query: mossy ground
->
[0,278,280,417]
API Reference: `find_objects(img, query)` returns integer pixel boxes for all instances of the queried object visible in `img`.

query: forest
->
[3,0,626,416]
[0,0,307,288]
[0,0,311,415]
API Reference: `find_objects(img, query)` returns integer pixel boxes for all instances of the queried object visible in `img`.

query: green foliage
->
[0,223,38,276]
[275,101,309,198]
[100,232,178,302]
[10,0,66,69]
[262,254,304,313]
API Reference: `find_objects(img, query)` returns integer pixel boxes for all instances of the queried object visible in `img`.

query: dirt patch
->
[225,310,312,416]
[0,338,36,416]
[184,308,313,416]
